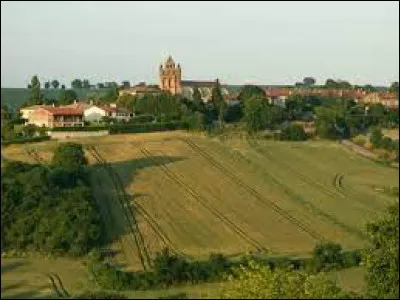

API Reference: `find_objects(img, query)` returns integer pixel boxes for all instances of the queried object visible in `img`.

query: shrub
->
[1,136,50,146]
[312,242,344,271]
[370,127,383,148]
[278,124,308,141]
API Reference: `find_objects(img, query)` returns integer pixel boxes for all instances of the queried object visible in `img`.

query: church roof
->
[181,80,215,87]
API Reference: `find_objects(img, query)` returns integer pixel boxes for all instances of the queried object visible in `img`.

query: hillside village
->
[7,55,398,132]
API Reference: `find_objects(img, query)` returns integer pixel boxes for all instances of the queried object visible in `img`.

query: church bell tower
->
[159,55,181,95]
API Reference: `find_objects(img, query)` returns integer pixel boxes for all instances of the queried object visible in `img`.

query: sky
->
[1,1,399,88]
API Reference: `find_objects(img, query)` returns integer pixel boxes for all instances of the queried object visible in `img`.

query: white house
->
[83,104,133,123]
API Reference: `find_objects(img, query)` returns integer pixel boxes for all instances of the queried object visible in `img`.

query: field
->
[1,131,398,297]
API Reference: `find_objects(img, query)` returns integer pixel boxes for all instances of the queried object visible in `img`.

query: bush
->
[73,291,127,299]
[312,242,344,271]
[370,127,383,148]
[108,121,187,134]
[277,124,308,141]
[1,136,50,146]
[129,114,155,124]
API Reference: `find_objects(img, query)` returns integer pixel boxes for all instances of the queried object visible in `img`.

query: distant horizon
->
[1,1,399,88]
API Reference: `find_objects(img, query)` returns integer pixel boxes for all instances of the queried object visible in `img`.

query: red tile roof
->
[265,88,291,97]
[42,107,83,116]
[100,106,130,114]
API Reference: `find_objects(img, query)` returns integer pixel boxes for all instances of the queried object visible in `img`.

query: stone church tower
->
[159,55,182,95]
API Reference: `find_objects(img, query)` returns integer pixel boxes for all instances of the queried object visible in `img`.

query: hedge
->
[1,136,51,145]
[49,121,188,134]
[109,121,187,134]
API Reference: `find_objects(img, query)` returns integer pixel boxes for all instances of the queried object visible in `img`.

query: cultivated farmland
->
[2,131,398,271]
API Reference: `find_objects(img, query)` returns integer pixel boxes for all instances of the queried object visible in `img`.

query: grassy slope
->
[1,131,396,298]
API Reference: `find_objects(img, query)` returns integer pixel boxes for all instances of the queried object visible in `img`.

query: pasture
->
[1,131,397,297]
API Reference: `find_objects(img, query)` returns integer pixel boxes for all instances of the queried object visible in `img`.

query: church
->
[158,55,229,102]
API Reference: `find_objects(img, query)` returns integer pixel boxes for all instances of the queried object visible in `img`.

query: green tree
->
[71,79,83,89]
[82,79,90,89]
[44,81,50,89]
[303,77,316,86]
[364,204,399,299]
[58,89,78,105]
[369,127,383,148]
[121,81,130,89]
[28,75,44,105]
[51,79,60,89]
[238,85,266,103]
[279,124,308,141]
[211,79,227,125]
[192,87,204,112]
[117,94,136,111]
[243,96,268,133]
[389,82,399,98]
[22,124,37,137]
[312,242,344,271]
[220,260,347,299]
[51,143,88,175]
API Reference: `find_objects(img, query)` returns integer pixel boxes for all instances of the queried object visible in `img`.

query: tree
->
[243,96,268,133]
[44,81,50,89]
[51,79,60,89]
[364,204,399,299]
[389,81,399,99]
[312,242,344,271]
[58,89,78,105]
[71,79,83,89]
[192,87,205,112]
[22,124,37,138]
[211,79,226,124]
[303,77,316,86]
[82,79,90,89]
[117,94,136,111]
[369,127,383,148]
[61,84,66,89]
[238,85,265,103]
[279,124,308,141]
[121,81,130,89]
[28,75,44,105]
[51,143,88,175]
[220,260,348,299]
[1,105,11,125]
[97,83,105,89]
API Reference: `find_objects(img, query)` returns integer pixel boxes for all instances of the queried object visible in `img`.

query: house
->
[119,84,162,98]
[265,88,292,107]
[360,92,398,109]
[29,107,84,128]
[20,105,50,123]
[83,104,133,123]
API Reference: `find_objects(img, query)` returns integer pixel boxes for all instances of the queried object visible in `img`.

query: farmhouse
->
[83,104,133,123]
[20,104,51,123]
[29,107,84,128]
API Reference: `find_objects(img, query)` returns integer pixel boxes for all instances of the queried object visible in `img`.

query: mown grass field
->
[1,131,397,298]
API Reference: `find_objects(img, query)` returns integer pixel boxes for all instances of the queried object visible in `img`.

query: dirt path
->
[341,140,399,168]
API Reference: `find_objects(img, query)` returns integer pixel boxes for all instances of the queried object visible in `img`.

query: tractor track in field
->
[180,137,325,242]
[242,138,367,239]
[87,146,151,271]
[134,200,187,258]
[140,147,267,252]
[248,138,382,214]
[43,273,69,298]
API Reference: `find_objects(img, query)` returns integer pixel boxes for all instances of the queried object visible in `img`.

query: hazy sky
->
[1,1,399,87]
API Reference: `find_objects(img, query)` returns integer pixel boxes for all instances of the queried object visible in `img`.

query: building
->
[360,92,398,109]
[20,105,50,122]
[119,84,162,98]
[158,55,229,102]
[29,107,84,128]
[265,88,292,107]
[83,104,133,123]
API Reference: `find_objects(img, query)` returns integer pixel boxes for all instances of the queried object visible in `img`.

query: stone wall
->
[47,130,109,139]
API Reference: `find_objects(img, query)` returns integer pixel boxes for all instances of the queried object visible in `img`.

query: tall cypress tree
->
[211,79,226,125]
